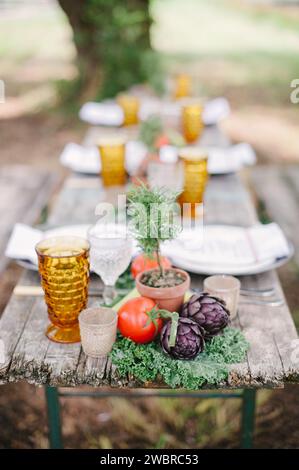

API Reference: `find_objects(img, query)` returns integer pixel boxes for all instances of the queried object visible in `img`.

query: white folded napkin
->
[162,223,290,269]
[79,101,124,126]
[60,141,147,176]
[202,97,231,125]
[208,143,256,174]
[60,143,100,174]
[5,223,42,265]
[232,142,256,166]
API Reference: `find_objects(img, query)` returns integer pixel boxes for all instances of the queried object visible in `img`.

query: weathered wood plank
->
[47,177,129,226]
[199,125,231,148]
[0,293,36,380]
[237,274,284,386]
[263,270,299,380]
[8,297,51,384]
[250,165,299,264]
[205,174,257,227]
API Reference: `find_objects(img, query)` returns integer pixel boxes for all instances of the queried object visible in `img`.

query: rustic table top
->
[0,126,298,389]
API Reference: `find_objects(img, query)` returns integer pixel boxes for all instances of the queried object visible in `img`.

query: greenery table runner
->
[111,328,249,390]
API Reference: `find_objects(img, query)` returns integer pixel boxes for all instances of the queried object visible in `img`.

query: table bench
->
[0,128,298,449]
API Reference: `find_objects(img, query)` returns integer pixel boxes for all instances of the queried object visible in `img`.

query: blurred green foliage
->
[58,0,164,100]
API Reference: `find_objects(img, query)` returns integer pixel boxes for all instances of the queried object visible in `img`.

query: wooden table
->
[0,126,298,449]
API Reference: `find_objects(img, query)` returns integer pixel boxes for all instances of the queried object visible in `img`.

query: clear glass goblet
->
[88,224,132,305]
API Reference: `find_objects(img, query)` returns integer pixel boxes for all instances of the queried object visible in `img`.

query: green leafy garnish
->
[110,328,249,389]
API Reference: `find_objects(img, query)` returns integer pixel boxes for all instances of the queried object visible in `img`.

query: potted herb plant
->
[127,183,190,311]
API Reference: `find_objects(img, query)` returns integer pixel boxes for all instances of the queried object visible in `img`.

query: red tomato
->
[118,297,163,344]
[131,254,172,279]
[154,134,170,149]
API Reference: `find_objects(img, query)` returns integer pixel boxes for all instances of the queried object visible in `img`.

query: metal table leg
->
[44,386,256,449]
[45,386,63,449]
[241,389,256,448]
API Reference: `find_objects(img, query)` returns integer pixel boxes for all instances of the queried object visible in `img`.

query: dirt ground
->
[0,380,299,449]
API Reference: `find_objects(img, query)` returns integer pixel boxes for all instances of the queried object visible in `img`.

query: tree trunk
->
[57,0,153,101]
[57,0,103,100]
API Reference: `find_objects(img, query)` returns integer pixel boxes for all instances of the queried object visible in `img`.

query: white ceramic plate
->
[168,241,294,276]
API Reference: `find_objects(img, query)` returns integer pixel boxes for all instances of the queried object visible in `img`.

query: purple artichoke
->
[181,293,230,340]
[160,317,205,360]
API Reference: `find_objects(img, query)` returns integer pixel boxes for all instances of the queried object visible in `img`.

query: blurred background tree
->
[57,0,163,101]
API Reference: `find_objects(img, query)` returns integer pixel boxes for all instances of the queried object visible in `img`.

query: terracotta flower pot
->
[135,268,190,312]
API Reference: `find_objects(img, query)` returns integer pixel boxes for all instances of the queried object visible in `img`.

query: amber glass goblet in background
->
[178,147,209,218]
[182,102,204,143]
[98,138,126,187]
[36,236,90,344]
[174,74,192,99]
[117,94,140,126]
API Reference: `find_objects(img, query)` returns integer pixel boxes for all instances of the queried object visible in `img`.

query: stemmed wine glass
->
[88,224,132,305]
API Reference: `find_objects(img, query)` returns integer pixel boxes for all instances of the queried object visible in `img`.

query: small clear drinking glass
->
[79,307,118,358]
[88,224,132,305]
[203,274,241,319]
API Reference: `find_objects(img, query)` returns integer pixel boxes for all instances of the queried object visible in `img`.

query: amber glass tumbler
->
[36,236,90,344]
[99,140,126,186]
[117,94,140,126]
[182,103,204,143]
[179,147,208,217]
[174,74,192,99]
